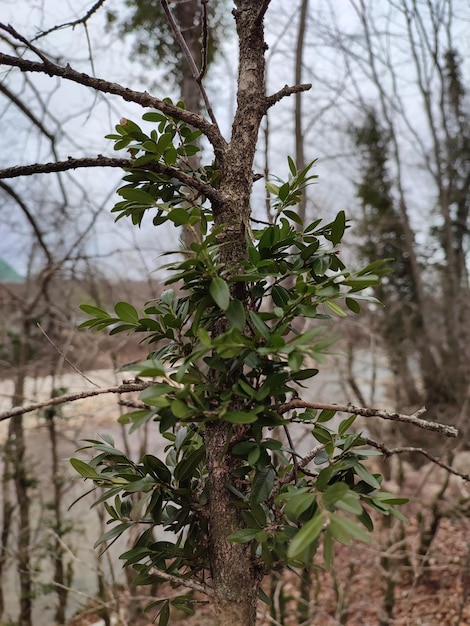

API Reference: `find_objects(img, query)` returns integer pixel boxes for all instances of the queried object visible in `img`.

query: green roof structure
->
[0,258,25,283]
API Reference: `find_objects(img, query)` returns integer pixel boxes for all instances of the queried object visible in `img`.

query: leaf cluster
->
[72,112,403,613]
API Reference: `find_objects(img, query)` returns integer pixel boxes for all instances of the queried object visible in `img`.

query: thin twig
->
[278,399,458,438]
[32,0,108,41]
[160,0,219,127]
[36,323,100,388]
[363,438,470,482]
[283,423,299,483]
[148,567,214,597]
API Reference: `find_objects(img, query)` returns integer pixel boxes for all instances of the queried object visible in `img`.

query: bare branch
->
[160,0,219,128]
[363,437,470,482]
[278,399,458,438]
[265,83,312,110]
[36,323,100,388]
[0,180,53,264]
[0,156,221,202]
[0,381,153,422]
[0,32,226,156]
[32,0,109,42]
[0,81,55,141]
[148,568,214,597]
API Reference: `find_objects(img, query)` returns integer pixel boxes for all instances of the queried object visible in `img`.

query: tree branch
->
[0,156,221,202]
[0,27,227,156]
[32,0,109,42]
[0,180,53,264]
[0,381,153,422]
[278,400,458,438]
[149,568,214,597]
[265,83,312,110]
[363,437,470,482]
[160,0,219,128]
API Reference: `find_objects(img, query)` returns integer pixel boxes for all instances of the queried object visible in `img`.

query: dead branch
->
[0,381,153,422]
[32,0,108,42]
[278,399,458,438]
[265,83,312,110]
[363,438,470,482]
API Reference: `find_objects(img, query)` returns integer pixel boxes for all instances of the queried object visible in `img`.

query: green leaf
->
[287,156,297,176]
[118,187,155,205]
[79,304,111,318]
[223,411,258,424]
[171,398,193,419]
[70,458,103,480]
[226,299,246,330]
[227,528,259,543]
[157,600,170,626]
[122,359,166,378]
[142,454,171,484]
[338,413,357,437]
[94,521,133,548]
[285,492,316,522]
[114,301,139,323]
[271,284,290,307]
[325,300,347,317]
[210,277,230,311]
[251,466,275,503]
[322,483,349,511]
[345,297,361,314]
[330,210,346,245]
[258,587,272,606]
[279,182,290,202]
[328,514,371,546]
[355,463,382,489]
[287,511,324,559]
[249,311,270,339]
[335,492,363,516]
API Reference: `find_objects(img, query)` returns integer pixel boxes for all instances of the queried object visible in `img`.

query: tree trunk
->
[10,320,33,626]
[205,422,262,626]
[203,3,269,624]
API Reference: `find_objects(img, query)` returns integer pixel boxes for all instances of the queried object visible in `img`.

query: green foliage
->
[72,112,405,614]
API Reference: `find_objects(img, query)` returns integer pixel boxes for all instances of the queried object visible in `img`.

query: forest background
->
[0,1,469,625]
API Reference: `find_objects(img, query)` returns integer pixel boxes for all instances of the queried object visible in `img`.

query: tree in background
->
[351,109,421,408]
[303,1,470,432]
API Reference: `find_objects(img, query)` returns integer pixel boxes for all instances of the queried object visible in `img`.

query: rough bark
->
[203,3,270,624]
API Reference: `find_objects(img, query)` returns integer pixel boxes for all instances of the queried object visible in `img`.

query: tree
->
[305,0,470,427]
[351,109,422,407]
[0,3,459,625]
